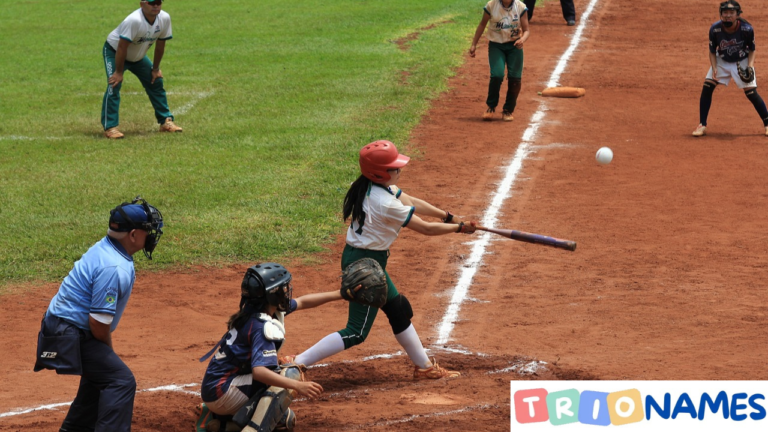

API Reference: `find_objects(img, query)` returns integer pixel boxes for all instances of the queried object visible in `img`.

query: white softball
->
[596,147,613,165]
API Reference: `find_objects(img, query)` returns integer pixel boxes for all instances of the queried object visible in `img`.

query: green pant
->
[101,42,174,130]
[486,41,524,113]
[337,245,400,349]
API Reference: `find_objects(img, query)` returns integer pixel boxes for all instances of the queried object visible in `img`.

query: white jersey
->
[484,0,527,44]
[345,183,415,251]
[107,9,172,62]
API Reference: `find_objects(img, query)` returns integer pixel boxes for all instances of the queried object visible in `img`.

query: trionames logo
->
[510,381,767,431]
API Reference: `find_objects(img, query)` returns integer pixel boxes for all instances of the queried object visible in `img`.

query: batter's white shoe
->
[692,124,707,137]
[413,358,461,380]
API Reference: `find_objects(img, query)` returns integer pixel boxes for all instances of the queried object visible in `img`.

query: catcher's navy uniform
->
[201,300,297,410]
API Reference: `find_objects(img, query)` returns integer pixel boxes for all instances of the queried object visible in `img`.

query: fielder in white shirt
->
[101,0,183,139]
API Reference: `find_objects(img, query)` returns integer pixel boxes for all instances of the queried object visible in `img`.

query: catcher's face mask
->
[109,196,164,260]
[242,263,293,312]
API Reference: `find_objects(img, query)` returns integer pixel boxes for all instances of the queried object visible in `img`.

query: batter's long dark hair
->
[343,175,372,227]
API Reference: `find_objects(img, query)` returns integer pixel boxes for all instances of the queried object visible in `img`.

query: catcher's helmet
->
[719,0,742,15]
[241,263,293,312]
[109,196,164,260]
[359,140,410,183]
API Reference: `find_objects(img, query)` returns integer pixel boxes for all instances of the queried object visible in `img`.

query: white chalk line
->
[345,403,497,430]
[434,0,600,346]
[0,91,212,142]
[1,0,599,420]
[0,383,199,418]
[75,90,213,97]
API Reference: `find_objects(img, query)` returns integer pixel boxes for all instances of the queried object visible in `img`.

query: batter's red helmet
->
[359,140,410,182]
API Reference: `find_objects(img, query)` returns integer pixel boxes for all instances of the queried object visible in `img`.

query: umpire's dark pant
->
[44,315,136,432]
[524,0,576,22]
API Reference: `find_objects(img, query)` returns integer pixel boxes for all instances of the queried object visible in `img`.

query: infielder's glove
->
[340,258,388,308]
[738,63,755,83]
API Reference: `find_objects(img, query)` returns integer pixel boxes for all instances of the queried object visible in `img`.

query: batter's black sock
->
[699,81,716,126]
[503,78,522,113]
[745,88,768,126]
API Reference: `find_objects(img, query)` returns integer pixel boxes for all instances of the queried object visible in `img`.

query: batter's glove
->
[340,258,388,308]
[738,63,755,83]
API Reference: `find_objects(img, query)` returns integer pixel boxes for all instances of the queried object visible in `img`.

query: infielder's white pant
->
[205,374,252,415]
[706,57,757,89]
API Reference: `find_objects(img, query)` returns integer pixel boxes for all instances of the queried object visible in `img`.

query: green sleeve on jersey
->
[119,35,133,42]
[402,206,415,227]
[159,35,173,40]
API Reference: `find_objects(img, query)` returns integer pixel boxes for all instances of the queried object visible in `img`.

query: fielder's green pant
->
[101,42,174,130]
[486,41,524,112]
[337,245,400,349]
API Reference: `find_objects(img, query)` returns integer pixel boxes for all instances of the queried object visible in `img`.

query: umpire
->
[524,0,577,26]
[34,197,163,432]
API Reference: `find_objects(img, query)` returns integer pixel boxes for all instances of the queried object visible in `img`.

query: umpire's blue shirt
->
[47,236,136,332]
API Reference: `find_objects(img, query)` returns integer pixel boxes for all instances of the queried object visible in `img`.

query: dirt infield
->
[4,0,768,430]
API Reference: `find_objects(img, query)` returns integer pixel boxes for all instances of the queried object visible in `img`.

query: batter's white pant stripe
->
[341,305,372,341]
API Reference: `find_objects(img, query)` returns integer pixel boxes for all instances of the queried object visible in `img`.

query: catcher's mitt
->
[738,63,755,83]
[340,258,388,308]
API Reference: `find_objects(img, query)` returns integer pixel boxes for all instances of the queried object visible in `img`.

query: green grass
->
[0,0,482,287]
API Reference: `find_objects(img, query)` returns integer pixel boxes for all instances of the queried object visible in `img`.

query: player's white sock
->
[295,332,345,366]
[394,324,430,369]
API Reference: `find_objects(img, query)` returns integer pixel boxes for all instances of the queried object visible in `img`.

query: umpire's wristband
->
[442,211,454,223]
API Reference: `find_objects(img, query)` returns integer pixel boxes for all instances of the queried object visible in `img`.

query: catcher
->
[285,140,478,380]
[693,0,768,137]
[195,263,354,432]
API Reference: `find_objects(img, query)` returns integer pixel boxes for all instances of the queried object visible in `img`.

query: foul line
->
[435,0,601,345]
[0,384,199,418]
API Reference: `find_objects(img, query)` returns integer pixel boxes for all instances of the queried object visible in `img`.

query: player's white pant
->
[706,57,757,89]
[205,374,253,415]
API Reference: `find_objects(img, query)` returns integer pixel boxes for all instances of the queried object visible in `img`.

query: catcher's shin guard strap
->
[745,89,768,126]
[381,294,414,335]
[243,387,293,432]
[699,81,716,126]
[232,388,267,428]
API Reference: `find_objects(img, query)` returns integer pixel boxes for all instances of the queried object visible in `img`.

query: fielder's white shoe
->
[104,127,124,139]
[692,124,707,137]
[160,118,183,133]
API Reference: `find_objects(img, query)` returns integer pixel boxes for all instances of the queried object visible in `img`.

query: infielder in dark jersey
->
[694,1,768,137]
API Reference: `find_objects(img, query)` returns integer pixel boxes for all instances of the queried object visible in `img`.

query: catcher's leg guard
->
[274,408,296,432]
[699,81,716,126]
[241,386,293,432]
[745,88,768,126]
[381,294,414,335]
[232,389,267,429]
